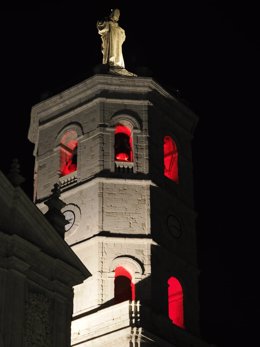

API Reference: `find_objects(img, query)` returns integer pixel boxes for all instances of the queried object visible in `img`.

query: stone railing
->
[130,300,141,326]
[59,171,77,188]
[115,161,134,173]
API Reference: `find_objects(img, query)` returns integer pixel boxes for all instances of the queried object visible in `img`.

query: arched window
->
[164,136,179,183]
[114,266,135,303]
[114,125,133,162]
[168,277,184,328]
[60,130,78,176]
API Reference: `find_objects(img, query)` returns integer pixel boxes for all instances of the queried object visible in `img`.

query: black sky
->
[0,1,259,346]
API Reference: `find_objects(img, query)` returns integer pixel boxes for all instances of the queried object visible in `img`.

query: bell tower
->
[28,74,209,347]
[27,7,210,347]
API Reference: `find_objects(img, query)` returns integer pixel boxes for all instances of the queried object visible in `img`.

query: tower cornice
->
[28,74,198,145]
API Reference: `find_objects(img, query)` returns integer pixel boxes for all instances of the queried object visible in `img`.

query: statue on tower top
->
[97,8,136,76]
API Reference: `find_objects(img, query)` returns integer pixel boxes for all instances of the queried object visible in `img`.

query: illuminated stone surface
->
[28,74,210,347]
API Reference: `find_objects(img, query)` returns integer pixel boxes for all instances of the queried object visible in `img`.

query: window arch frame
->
[114,266,135,303]
[109,114,141,172]
[55,123,83,178]
[110,255,144,284]
[114,123,134,162]
[107,256,144,304]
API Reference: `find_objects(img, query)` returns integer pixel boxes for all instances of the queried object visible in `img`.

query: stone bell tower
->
[28,74,209,347]
[27,8,210,347]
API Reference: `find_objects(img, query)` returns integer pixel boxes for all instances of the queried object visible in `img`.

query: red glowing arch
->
[114,266,135,303]
[164,136,179,183]
[114,125,133,162]
[168,276,184,328]
[60,130,78,176]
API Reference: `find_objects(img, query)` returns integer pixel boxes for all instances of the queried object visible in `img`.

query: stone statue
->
[97,8,136,76]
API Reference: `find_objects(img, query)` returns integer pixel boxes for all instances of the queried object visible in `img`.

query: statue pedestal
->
[93,64,137,77]
[109,66,137,77]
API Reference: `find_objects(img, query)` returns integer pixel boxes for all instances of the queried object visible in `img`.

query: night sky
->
[0,1,259,346]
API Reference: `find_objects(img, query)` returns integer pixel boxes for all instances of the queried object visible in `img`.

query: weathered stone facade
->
[0,171,90,347]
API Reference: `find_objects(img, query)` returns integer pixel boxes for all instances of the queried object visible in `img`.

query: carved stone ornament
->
[24,293,52,347]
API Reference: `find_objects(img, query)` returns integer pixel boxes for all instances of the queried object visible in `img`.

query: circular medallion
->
[63,210,75,231]
[62,203,81,237]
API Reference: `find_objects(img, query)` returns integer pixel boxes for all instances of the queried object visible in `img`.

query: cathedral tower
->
[28,74,209,347]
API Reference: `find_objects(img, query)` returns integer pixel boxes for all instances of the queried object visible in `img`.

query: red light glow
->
[114,266,135,303]
[116,152,129,161]
[168,277,184,328]
[60,130,78,176]
[164,136,179,183]
[115,125,131,137]
[114,125,133,162]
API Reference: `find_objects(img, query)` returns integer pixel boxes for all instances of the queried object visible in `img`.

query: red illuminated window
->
[168,277,184,328]
[60,130,78,176]
[164,136,179,183]
[114,266,135,303]
[114,125,133,162]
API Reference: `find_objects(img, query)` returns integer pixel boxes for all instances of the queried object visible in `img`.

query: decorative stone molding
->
[110,256,144,283]
[115,161,134,173]
[130,300,141,326]
[59,171,78,188]
[55,123,83,147]
[110,114,141,131]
